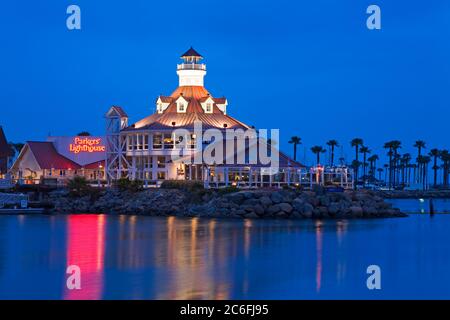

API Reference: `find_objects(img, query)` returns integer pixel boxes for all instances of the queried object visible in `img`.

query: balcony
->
[177,63,206,71]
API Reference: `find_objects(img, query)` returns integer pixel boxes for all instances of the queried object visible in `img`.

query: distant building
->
[10,136,106,184]
[0,126,14,178]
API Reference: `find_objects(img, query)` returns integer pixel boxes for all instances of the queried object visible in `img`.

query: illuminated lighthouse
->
[104,48,305,186]
[176,47,207,87]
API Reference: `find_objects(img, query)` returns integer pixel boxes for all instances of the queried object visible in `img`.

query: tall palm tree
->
[288,136,302,161]
[440,150,450,188]
[383,142,394,189]
[351,138,364,182]
[401,153,411,186]
[390,140,402,187]
[417,155,431,190]
[383,164,389,183]
[368,154,379,179]
[429,148,440,188]
[414,140,426,183]
[326,140,339,167]
[377,168,384,182]
[311,146,326,165]
[359,146,371,179]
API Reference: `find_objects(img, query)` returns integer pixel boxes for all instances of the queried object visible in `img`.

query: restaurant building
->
[10,136,106,184]
[105,48,307,187]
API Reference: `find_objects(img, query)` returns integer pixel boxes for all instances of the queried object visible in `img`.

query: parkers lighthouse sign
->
[69,137,106,154]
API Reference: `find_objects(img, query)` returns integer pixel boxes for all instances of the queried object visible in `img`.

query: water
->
[387,198,450,214]
[0,201,450,299]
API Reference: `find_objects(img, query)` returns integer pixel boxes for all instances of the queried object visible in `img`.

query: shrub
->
[115,178,143,193]
[67,176,90,196]
[160,180,204,192]
[216,186,238,195]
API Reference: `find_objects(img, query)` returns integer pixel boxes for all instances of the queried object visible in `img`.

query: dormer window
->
[177,102,186,113]
[205,103,212,113]
[157,103,163,113]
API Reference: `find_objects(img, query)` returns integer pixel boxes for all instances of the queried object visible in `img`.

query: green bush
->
[160,180,204,192]
[216,186,238,195]
[115,178,143,193]
[67,176,90,196]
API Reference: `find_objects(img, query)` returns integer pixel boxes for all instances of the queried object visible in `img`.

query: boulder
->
[266,204,281,215]
[279,202,293,214]
[259,196,273,207]
[271,192,283,204]
[253,204,265,215]
[349,206,363,217]
[244,212,259,218]
[292,198,304,211]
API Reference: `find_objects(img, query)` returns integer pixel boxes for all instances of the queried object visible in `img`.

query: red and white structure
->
[10,136,106,184]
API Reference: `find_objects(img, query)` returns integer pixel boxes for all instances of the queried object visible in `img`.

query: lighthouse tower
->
[176,47,206,87]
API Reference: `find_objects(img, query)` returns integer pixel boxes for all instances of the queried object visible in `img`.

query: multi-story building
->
[105,48,306,187]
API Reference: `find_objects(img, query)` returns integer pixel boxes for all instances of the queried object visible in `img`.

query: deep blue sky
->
[1,0,449,165]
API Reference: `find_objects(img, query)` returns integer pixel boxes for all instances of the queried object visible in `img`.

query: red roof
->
[27,142,81,170]
[125,85,247,131]
[170,86,210,99]
[83,160,105,170]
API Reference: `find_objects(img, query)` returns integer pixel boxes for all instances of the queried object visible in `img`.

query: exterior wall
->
[119,130,198,182]
[176,69,206,86]
[12,147,42,180]
[47,136,106,166]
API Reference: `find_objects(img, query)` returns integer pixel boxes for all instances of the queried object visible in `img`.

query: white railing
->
[177,63,206,71]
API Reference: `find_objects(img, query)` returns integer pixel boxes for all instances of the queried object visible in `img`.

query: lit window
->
[153,134,162,149]
[157,171,166,180]
[163,134,174,149]
[143,134,149,150]
[157,156,165,168]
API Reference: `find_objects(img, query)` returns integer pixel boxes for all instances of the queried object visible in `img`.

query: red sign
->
[69,137,106,154]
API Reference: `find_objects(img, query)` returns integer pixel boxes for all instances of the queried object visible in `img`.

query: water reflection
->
[64,215,105,300]
[1,213,450,299]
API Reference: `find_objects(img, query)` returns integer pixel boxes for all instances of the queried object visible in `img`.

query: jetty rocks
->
[48,187,406,219]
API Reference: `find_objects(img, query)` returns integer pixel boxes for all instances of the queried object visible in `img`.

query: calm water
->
[0,201,450,300]
[387,198,450,214]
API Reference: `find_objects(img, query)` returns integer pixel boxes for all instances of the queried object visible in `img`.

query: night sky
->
[1,0,449,165]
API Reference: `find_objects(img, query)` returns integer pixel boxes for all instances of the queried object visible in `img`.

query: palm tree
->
[359,146,371,179]
[351,160,362,188]
[440,150,450,188]
[390,140,402,187]
[377,168,384,182]
[288,136,301,161]
[383,142,394,189]
[326,140,339,167]
[414,140,426,183]
[311,146,326,165]
[383,164,389,183]
[429,149,440,188]
[401,153,411,186]
[351,138,364,182]
[368,154,379,179]
[417,155,431,190]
